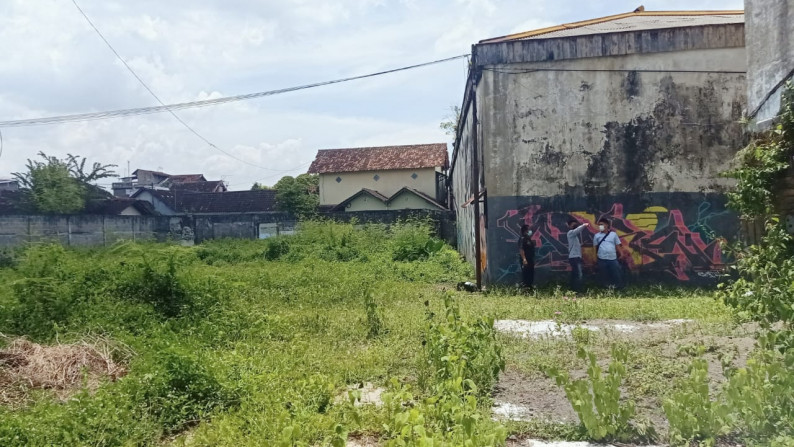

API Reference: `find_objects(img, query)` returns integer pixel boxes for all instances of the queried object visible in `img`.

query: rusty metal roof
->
[481,10,744,43]
[308,144,449,174]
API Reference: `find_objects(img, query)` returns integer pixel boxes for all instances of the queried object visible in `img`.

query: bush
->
[6,245,77,339]
[546,346,638,442]
[264,237,291,261]
[135,349,238,432]
[391,222,443,262]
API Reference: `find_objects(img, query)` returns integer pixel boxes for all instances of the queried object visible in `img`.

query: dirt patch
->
[493,369,578,423]
[495,319,694,340]
[0,337,130,407]
[346,435,379,447]
[335,382,385,407]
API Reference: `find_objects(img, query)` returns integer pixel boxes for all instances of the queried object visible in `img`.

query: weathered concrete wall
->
[481,48,747,198]
[745,0,794,127]
[478,47,747,285]
[0,215,178,248]
[0,210,456,249]
[450,84,482,269]
[487,193,738,286]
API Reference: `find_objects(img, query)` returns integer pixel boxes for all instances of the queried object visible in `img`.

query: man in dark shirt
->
[518,224,535,290]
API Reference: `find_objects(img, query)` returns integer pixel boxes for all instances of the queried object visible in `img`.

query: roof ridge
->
[479,9,744,43]
[316,143,447,152]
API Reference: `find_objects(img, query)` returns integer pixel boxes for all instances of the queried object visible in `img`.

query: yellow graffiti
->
[571,206,669,267]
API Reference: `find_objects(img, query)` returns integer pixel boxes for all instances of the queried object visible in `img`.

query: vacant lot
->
[0,221,766,446]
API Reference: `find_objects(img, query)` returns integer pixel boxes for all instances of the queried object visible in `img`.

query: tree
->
[439,105,461,138]
[273,174,318,218]
[12,152,117,214]
[250,182,273,191]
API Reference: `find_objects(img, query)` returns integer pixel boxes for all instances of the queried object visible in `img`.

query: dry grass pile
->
[0,336,131,407]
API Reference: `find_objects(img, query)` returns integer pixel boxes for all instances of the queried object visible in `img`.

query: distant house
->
[112,169,226,197]
[131,188,277,215]
[0,179,19,192]
[84,198,157,216]
[308,143,449,212]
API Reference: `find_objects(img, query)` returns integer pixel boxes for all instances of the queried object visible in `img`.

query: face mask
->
[598,225,605,231]
[526,230,533,236]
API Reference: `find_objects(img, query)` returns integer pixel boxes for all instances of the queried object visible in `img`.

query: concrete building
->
[308,144,449,211]
[745,0,794,129]
[450,9,747,287]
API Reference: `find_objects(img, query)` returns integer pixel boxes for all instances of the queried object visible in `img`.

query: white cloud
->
[0,0,746,189]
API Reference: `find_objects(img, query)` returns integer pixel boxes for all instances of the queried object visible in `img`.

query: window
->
[335,176,342,183]
[373,174,380,181]
[411,173,418,179]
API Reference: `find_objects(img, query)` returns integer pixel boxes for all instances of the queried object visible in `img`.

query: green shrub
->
[136,349,238,433]
[422,294,504,395]
[546,346,638,441]
[380,295,507,446]
[391,221,443,262]
[6,245,77,339]
[264,237,291,261]
[664,352,730,446]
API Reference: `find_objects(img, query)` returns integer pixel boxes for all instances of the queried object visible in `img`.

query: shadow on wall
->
[486,194,738,285]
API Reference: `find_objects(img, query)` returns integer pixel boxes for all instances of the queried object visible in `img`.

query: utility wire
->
[0,53,469,128]
[70,0,294,172]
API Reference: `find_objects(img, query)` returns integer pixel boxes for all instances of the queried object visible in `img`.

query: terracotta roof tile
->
[308,143,449,174]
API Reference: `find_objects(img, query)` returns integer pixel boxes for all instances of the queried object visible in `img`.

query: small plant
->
[264,237,291,261]
[546,346,638,441]
[364,292,384,339]
[663,349,729,446]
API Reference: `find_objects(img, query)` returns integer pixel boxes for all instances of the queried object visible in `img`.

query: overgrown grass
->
[0,220,758,446]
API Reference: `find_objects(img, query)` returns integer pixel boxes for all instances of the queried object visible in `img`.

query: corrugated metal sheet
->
[308,144,449,174]
[481,11,744,43]
[528,14,744,40]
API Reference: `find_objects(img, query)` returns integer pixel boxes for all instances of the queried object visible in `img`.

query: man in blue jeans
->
[593,218,624,290]
[566,219,589,292]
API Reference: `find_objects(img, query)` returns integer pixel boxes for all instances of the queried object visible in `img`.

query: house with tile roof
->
[112,169,226,197]
[450,8,747,287]
[131,188,277,215]
[308,143,449,212]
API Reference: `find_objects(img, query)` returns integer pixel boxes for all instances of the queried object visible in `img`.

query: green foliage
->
[250,182,273,190]
[391,221,444,262]
[115,250,215,318]
[422,294,504,395]
[274,174,319,218]
[380,295,507,446]
[264,237,291,261]
[364,292,384,339]
[719,222,794,341]
[7,245,76,339]
[546,346,637,441]
[12,152,116,215]
[663,350,730,446]
[723,82,794,217]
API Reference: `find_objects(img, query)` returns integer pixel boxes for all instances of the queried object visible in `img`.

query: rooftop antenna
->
[127,160,130,177]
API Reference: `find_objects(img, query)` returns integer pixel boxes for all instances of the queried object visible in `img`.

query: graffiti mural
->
[485,194,738,285]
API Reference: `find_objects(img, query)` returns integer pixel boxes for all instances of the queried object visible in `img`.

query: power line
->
[70,0,293,172]
[0,53,469,129]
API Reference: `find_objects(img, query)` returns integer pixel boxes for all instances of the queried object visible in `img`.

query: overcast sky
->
[0,0,743,190]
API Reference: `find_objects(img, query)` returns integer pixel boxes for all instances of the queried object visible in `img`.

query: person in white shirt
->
[566,219,589,292]
[592,218,623,290]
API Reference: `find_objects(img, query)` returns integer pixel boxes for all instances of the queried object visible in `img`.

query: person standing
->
[593,218,623,290]
[566,219,589,292]
[518,224,536,290]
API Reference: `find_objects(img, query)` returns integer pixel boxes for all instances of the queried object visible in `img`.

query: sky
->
[0,0,743,190]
